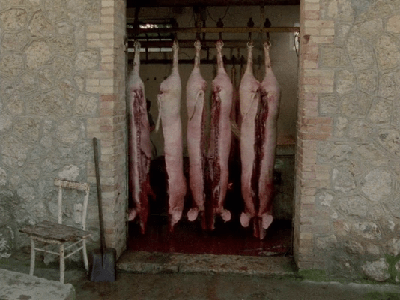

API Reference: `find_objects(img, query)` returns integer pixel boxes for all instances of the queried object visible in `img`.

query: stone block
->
[357,69,378,93]
[376,35,400,71]
[0,53,24,77]
[0,269,75,299]
[335,69,355,94]
[29,10,54,37]
[332,165,356,193]
[352,222,381,240]
[26,40,52,69]
[341,92,372,117]
[0,8,27,31]
[336,196,368,218]
[387,15,400,33]
[378,129,400,157]
[347,34,375,71]
[362,258,390,282]
[1,30,29,51]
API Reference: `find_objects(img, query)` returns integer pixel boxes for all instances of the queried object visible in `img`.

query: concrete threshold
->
[117,251,296,276]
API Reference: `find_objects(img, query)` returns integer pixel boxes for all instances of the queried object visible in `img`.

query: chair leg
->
[59,244,65,284]
[30,239,35,276]
[82,239,89,271]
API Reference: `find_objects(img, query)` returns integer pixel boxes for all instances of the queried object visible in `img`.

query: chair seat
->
[20,220,91,243]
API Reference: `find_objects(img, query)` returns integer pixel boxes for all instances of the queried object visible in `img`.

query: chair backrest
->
[54,178,90,229]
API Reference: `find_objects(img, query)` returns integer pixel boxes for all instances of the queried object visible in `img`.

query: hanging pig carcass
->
[156,40,187,230]
[127,41,153,234]
[258,41,280,236]
[207,40,233,229]
[239,42,260,229]
[186,40,207,223]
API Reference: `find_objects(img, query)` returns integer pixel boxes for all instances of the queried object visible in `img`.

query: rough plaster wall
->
[296,0,400,282]
[0,0,119,259]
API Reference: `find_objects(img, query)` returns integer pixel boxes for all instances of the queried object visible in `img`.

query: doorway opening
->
[126,4,299,259]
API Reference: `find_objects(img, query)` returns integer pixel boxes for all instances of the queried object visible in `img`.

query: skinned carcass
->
[239,42,260,228]
[127,41,152,234]
[156,40,187,230]
[258,41,280,236]
[186,40,207,222]
[208,40,233,229]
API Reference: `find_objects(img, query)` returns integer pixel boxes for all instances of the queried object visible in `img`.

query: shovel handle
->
[93,137,105,256]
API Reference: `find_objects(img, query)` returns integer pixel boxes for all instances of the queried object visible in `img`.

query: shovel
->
[88,137,117,282]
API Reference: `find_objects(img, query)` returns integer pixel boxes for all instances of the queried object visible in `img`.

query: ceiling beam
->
[127,0,300,7]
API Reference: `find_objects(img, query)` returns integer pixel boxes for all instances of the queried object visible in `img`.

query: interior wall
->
[127,6,300,158]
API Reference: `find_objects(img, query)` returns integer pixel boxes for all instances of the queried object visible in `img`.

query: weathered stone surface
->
[366,244,381,255]
[75,94,98,115]
[387,15,400,33]
[336,70,356,94]
[1,136,30,167]
[76,50,99,71]
[0,53,24,77]
[59,80,76,106]
[357,70,377,93]
[5,92,23,115]
[353,19,383,43]
[320,46,348,68]
[341,92,372,117]
[334,116,348,137]
[356,144,388,166]
[17,184,35,202]
[53,56,74,80]
[319,94,338,115]
[362,258,390,282]
[43,0,68,22]
[352,222,381,240]
[57,120,81,144]
[316,235,337,250]
[333,219,350,237]
[58,165,79,181]
[74,76,85,91]
[26,40,52,69]
[0,8,27,31]
[38,67,54,90]
[337,196,368,218]
[347,34,375,71]
[0,114,12,132]
[332,165,356,193]
[379,72,397,99]
[23,163,41,181]
[387,239,400,256]
[335,24,351,46]
[57,22,74,35]
[378,129,400,157]
[0,226,13,258]
[40,135,53,148]
[48,35,75,57]
[376,35,400,71]
[318,142,352,163]
[337,0,354,23]
[368,98,392,124]
[345,240,364,254]
[27,89,64,116]
[29,10,54,37]
[362,170,391,202]
[1,30,29,51]
[348,119,373,141]
[0,168,7,186]
[317,190,334,208]
[13,117,41,144]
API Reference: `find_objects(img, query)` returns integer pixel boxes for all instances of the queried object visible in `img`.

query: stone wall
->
[0,0,127,259]
[295,0,400,282]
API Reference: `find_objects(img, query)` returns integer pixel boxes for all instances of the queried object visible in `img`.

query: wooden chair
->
[20,179,91,283]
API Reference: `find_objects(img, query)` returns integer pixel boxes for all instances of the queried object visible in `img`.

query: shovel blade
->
[88,248,117,282]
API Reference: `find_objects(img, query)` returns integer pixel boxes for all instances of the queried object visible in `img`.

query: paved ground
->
[1,250,400,300]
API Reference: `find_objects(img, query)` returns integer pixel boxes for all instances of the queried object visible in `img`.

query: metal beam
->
[128,26,299,36]
[127,0,300,7]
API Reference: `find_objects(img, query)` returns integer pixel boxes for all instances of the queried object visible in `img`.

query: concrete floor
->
[1,250,400,300]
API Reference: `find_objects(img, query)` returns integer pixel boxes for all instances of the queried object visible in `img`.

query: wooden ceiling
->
[127,0,300,7]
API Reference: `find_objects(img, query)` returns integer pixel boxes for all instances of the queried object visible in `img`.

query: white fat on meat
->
[210,40,232,223]
[157,41,187,228]
[239,42,260,228]
[187,40,207,221]
[127,41,152,233]
[258,41,280,230]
